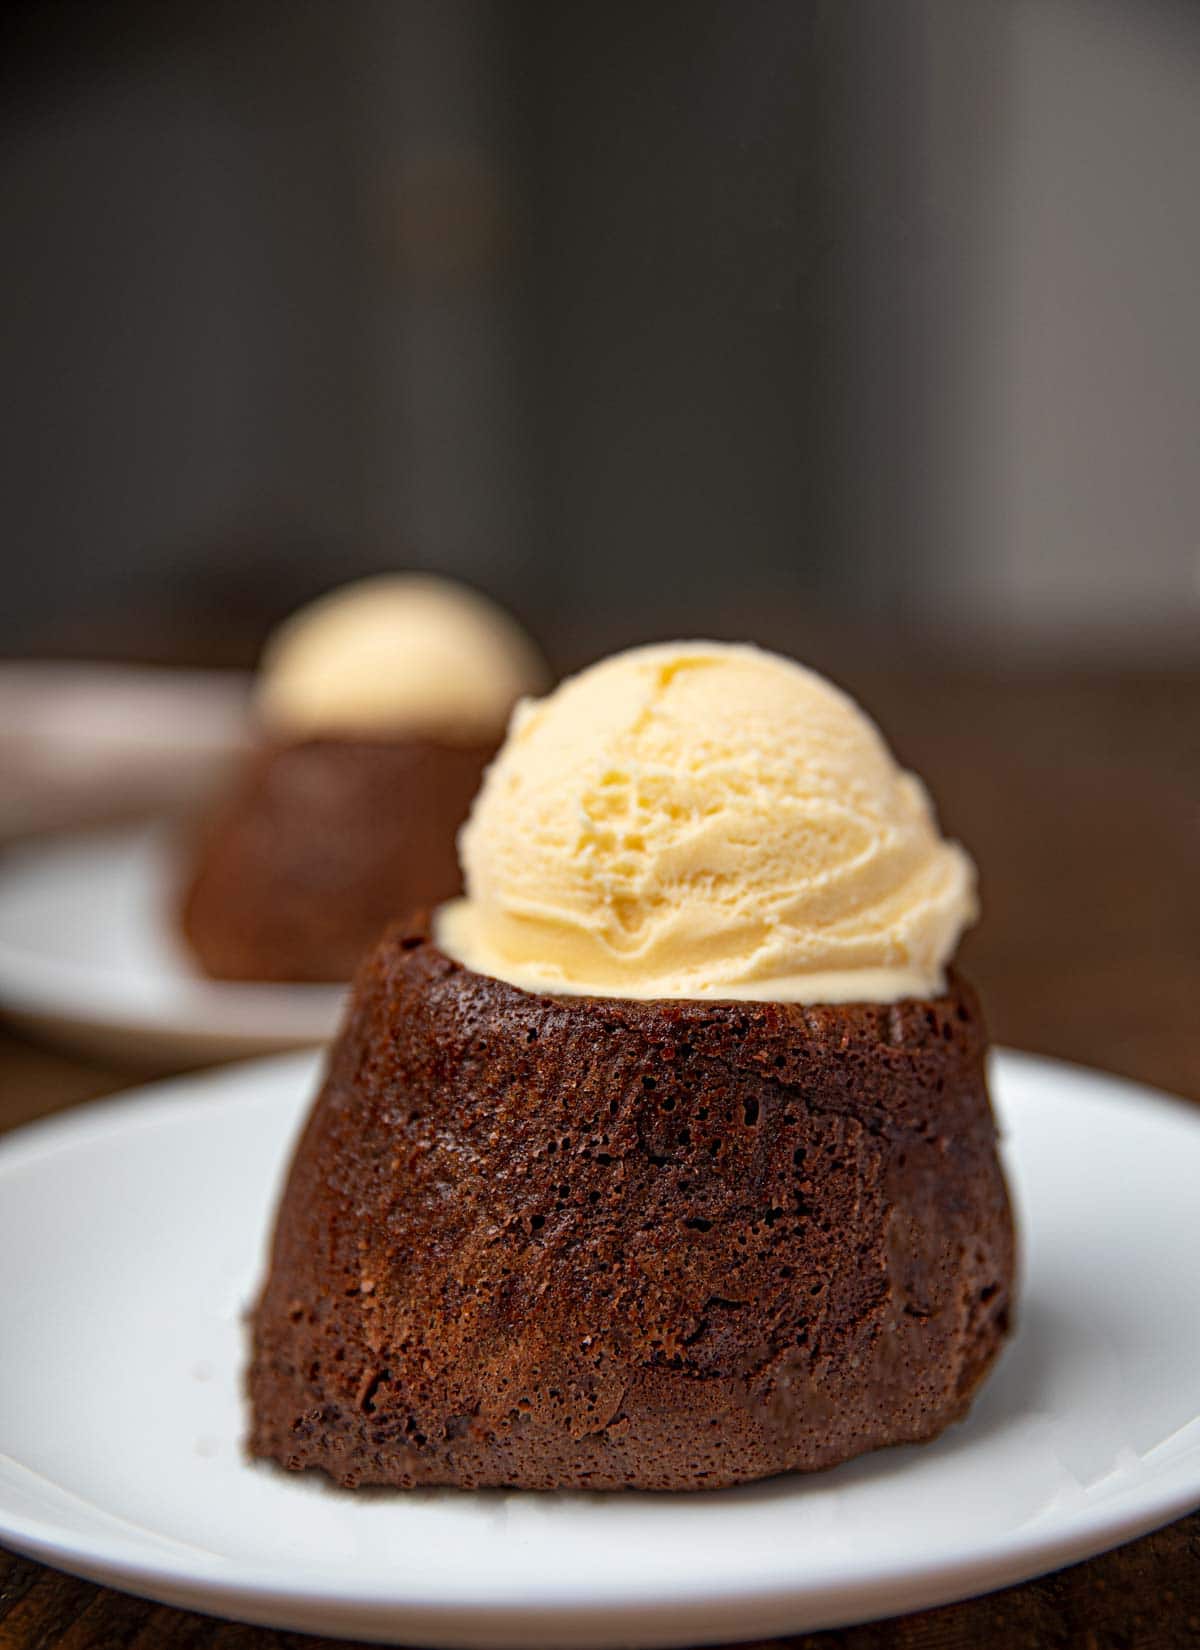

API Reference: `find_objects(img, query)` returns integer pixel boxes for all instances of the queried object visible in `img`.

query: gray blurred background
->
[2,0,1198,669]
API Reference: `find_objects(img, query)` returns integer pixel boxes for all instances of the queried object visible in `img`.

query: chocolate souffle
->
[180,575,546,983]
[181,735,492,983]
[248,642,1016,1490]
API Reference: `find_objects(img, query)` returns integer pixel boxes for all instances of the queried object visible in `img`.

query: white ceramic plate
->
[0,827,344,1064]
[1,1050,1198,1648]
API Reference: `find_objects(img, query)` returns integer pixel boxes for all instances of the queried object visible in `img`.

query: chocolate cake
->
[181,737,493,983]
[248,920,1015,1492]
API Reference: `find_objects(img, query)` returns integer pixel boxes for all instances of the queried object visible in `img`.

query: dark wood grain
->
[2,660,1197,1648]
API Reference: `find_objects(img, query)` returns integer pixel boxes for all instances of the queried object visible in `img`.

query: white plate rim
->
[0,827,345,1056]
[0,1048,1197,1646]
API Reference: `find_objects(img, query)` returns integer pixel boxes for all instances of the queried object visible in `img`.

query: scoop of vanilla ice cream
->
[436,641,977,1003]
[256,575,547,740]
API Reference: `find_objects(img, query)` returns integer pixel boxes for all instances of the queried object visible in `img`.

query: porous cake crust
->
[248,921,1015,1490]
[180,738,494,982]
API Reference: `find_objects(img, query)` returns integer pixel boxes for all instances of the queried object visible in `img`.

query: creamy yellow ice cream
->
[436,641,977,1003]
[256,575,547,741]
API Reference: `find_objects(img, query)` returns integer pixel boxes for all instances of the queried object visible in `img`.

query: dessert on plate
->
[180,574,546,983]
[249,641,1015,1490]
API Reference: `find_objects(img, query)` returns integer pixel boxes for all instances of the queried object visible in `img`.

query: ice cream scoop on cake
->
[440,640,975,1002]
[257,574,547,743]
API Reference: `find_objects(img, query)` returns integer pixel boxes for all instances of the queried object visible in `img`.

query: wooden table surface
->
[1,659,1198,1649]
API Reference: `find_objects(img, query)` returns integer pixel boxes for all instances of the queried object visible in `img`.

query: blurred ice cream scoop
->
[0,662,250,843]
[256,574,547,741]
[437,641,977,1003]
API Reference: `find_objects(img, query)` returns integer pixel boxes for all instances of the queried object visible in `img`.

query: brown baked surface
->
[179,737,494,982]
[248,921,1015,1491]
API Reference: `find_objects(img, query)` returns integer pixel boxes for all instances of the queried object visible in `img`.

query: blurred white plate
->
[0,662,250,841]
[0,1049,1197,1647]
[0,827,344,1064]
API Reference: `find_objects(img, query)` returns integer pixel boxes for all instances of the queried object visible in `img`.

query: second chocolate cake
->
[181,735,493,983]
[180,574,546,983]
